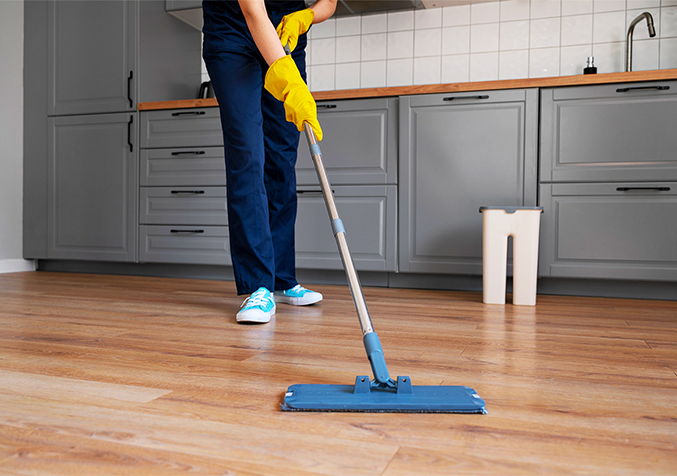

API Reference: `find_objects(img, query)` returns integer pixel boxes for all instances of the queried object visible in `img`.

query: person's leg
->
[204,49,276,297]
[261,41,322,306]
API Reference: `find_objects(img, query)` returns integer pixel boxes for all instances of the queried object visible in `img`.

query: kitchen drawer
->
[539,182,677,281]
[139,186,227,225]
[540,80,677,182]
[294,185,397,271]
[140,147,225,186]
[140,108,223,149]
[296,97,398,185]
[139,225,231,265]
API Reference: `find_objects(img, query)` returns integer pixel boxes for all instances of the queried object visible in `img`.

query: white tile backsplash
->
[500,0,531,22]
[361,60,386,88]
[336,16,361,37]
[471,23,500,52]
[470,51,500,80]
[561,14,593,46]
[530,46,561,76]
[387,58,414,86]
[336,36,361,63]
[335,62,360,89]
[500,20,530,50]
[361,33,387,61]
[530,17,561,47]
[443,25,471,54]
[562,0,594,16]
[443,4,471,26]
[414,56,442,84]
[531,0,562,18]
[362,13,387,34]
[415,28,442,57]
[593,11,627,43]
[306,0,674,92]
[499,49,530,78]
[472,1,501,23]
[388,30,415,59]
[560,44,593,74]
[388,10,415,31]
[660,37,677,67]
[442,54,470,82]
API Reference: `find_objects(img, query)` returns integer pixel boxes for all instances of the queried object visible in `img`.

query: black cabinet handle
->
[318,104,337,109]
[127,115,133,152]
[616,187,670,192]
[616,86,670,93]
[171,151,206,156]
[171,111,206,116]
[170,190,205,194]
[443,95,489,101]
[170,229,205,234]
[127,71,134,108]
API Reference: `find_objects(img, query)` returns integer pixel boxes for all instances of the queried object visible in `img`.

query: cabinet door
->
[295,185,397,271]
[48,0,137,116]
[296,98,398,185]
[48,113,137,261]
[539,183,677,281]
[399,89,539,274]
[540,80,677,182]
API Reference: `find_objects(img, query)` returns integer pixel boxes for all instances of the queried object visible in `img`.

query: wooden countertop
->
[138,68,677,111]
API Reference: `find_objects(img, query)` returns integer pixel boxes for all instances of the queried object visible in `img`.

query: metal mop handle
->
[303,123,394,386]
[303,123,373,335]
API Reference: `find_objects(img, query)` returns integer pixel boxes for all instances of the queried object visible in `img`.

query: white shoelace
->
[241,290,272,309]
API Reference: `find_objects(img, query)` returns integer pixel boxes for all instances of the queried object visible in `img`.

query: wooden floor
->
[0,272,675,475]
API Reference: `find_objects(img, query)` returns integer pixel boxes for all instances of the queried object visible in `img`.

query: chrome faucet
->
[626,12,656,72]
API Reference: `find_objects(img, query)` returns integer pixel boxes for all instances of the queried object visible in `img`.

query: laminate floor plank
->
[0,272,676,475]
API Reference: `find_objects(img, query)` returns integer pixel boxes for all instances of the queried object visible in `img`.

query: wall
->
[0,0,33,273]
[306,0,677,91]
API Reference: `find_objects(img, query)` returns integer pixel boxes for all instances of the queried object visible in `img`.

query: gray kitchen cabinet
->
[399,89,539,275]
[296,98,398,185]
[165,0,201,11]
[138,109,230,265]
[140,148,226,186]
[140,187,228,226]
[140,108,223,149]
[48,113,138,261]
[539,183,677,281]
[540,80,677,183]
[48,0,138,116]
[295,185,398,271]
[139,226,230,265]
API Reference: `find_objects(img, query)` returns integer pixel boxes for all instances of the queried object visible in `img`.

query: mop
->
[281,120,487,413]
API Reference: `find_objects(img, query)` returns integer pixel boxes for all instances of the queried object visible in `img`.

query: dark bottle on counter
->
[584,56,597,74]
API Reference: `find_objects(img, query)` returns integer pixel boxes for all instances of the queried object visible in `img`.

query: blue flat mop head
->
[281,375,487,413]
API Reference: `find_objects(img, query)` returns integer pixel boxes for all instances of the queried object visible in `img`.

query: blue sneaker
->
[236,287,275,324]
[274,285,323,306]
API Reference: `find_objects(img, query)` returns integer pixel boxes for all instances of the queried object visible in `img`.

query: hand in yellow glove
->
[276,8,315,52]
[264,55,323,141]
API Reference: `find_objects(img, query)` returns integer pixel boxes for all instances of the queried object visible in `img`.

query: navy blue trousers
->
[203,1,307,295]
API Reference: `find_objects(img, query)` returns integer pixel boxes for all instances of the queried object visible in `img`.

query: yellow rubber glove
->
[264,55,323,141]
[276,8,315,52]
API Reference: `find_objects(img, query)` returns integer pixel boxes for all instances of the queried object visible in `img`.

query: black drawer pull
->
[127,115,133,152]
[616,86,670,93]
[443,95,489,101]
[171,151,206,156]
[170,229,204,234]
[616,187,670,192]
[318,104,337,109]
[171,111,206,116]
[170,190,205,194]
[127,71,134,108]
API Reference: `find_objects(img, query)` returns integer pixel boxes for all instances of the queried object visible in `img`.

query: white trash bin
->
[480,207,544,306]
